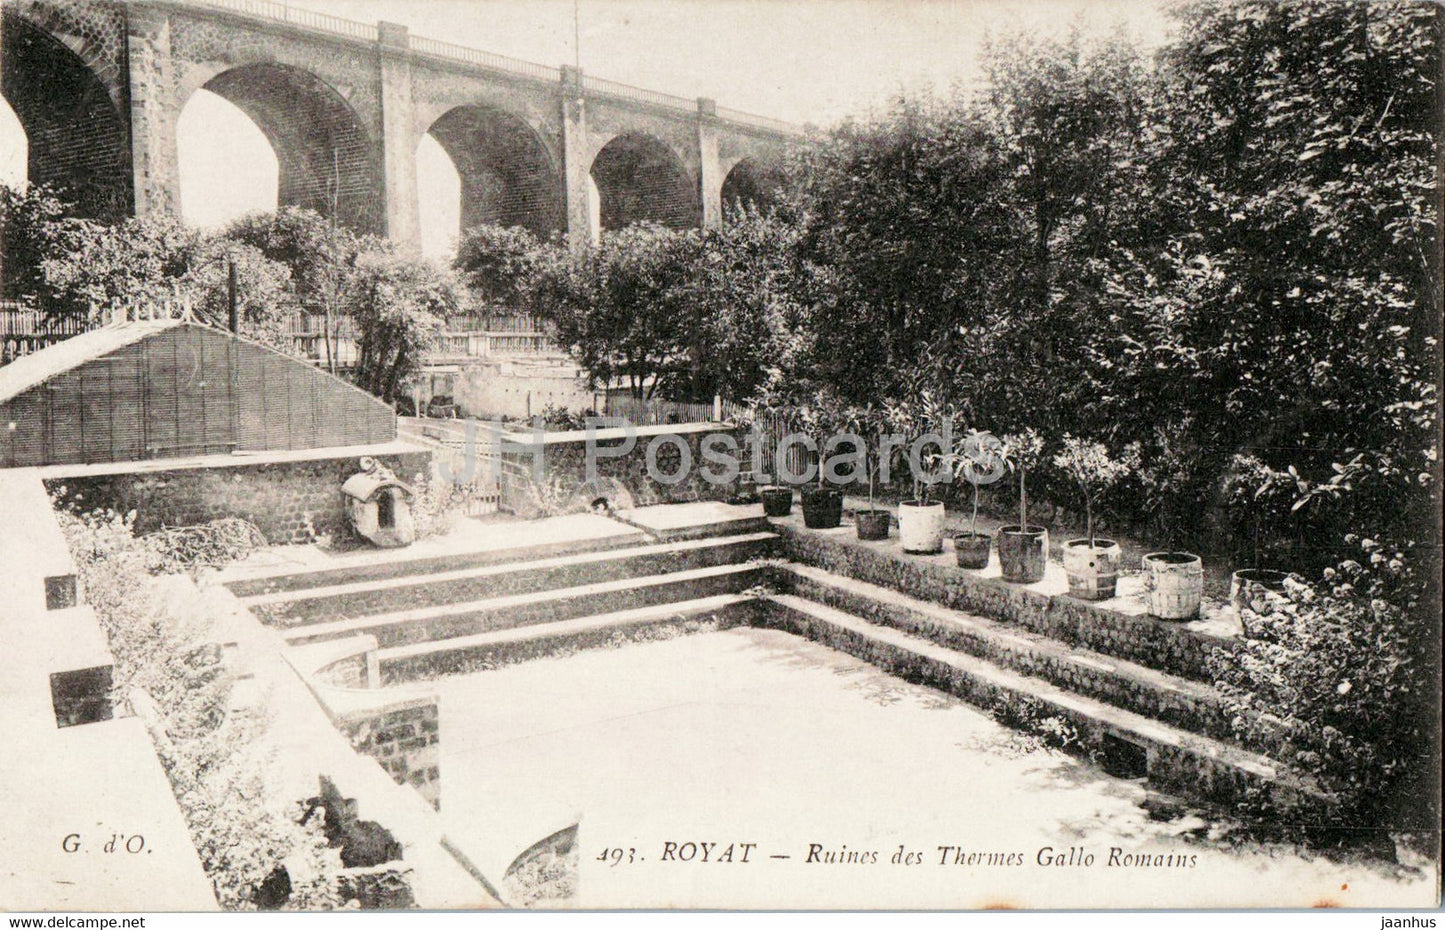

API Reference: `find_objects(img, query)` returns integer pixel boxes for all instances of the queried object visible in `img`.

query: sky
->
[1,0,1176,258]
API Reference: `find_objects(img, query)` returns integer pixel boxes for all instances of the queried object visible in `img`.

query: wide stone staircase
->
[221,502,1326,820]
[226,513,775,686]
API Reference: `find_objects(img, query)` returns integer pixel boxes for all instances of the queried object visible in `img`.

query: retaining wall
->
[45,446,433,544]
[498,422,746,518]
[772,522,1235,681]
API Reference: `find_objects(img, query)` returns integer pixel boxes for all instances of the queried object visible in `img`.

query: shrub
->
[55,504,345,908]
[1209,552,1431,846]
[142,518,269,575]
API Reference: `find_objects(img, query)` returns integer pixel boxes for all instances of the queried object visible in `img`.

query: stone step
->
[224,526,647,598]
[763,594,1329,814]
[618,512,772,543]
[378,594,758,684]
[244,532,776,626]
[775,562,1243,749]
[771,519,1235,682]
[283,563,765,649]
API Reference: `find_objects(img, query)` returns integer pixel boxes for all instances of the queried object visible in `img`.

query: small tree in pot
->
[951,429,1005,569]
[845,404,891,540]
[997,428,1047,583]
[747,396,796,517]
[798,394,845,530]
[1052,436,1139,599]
[1220,454,1301,624]
[884,389,953,554]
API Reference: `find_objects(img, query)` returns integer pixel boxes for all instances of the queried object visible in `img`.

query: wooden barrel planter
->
[1142,551,1203,620]
[1062,538,1121,600]
[1231,568,1293,637]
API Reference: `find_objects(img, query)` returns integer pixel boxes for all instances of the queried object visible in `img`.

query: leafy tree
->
[18,205,300,353]
[530,214,812,404]
[677,206,816,402]
[349,253,462,403]
[532,223,697,400]
[452,223,560,319]
[786,95,1015,403]
[181,239,301,354]
[221,207,379,373]
[1100,0,1440,564]
[970,29,1154,437]
[0,182,68,302]
[38,213,200,320]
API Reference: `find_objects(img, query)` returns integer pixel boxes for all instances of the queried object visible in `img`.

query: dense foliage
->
[2,194,457,395]
[1211,551,1433,844]
[348,253,462,403]
[528,213,811,402]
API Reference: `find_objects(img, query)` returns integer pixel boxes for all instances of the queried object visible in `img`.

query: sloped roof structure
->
[0,321,396,468]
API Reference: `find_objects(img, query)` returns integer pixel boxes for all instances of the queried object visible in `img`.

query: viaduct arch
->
[0,0,799,249]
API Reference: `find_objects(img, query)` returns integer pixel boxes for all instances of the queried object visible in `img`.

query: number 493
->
[597,847,638,866]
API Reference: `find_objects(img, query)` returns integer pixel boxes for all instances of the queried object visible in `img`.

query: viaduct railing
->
[184,0,804,137]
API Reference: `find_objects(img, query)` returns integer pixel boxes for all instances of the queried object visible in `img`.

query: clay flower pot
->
[997,524,1048,583]
[1061,538,1122,600]
[953,531,991,569]
[899,500,946,554]
[855,509,891,541]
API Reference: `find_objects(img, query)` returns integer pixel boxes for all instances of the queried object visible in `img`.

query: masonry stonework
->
[339,700,441,808]
[5,0,796,248]
[46,450,433,545]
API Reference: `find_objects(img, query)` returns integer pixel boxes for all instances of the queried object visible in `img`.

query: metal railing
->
[409,34,562,83]
[187,0,378,41]
[177,1,802,136]
[431,331,556,357]
[716,106,808,137]
[603,395,719,426]
[582,74,696,112]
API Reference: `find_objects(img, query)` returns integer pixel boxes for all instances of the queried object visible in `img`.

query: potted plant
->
[846,404,891,540]
[997,428,1048,583]
[760,485,794,517]
[1142,551,1204,620]
[1230,568,1295,633]
[885,389,952,554]
[798,398,844,530]
[1052,436,1138,600]
[1220,454,1298,625]
[951,429,1004,569]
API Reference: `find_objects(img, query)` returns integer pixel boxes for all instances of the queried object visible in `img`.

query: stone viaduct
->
[0,0,800,249]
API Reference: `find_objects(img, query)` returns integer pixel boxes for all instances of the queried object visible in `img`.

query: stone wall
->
[338,699,441,809]
[759,597,1323,814]
[773,522,1233,682]
[454,358,599,421]
[47,449,432,545]
[498,422,746,518]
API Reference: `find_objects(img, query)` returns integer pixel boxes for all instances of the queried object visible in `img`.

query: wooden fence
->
[1,306,90,365]
[602,394,720,426]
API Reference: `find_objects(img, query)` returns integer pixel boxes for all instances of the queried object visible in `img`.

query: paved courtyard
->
[434,627,1435,909]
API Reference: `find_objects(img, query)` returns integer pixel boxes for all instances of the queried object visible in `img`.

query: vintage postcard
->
[0,0,1440,914]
